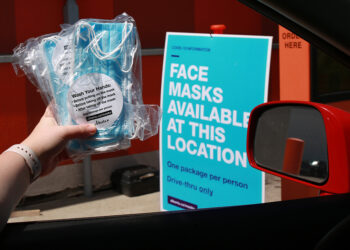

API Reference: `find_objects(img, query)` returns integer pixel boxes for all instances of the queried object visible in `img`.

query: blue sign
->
[160,32,272,211]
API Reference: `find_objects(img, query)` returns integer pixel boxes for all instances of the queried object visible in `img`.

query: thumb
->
[60,124,97,140]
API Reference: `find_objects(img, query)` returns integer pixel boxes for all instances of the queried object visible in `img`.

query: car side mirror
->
[247,101,350,194]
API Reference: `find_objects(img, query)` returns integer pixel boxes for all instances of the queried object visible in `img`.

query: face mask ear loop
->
[39,36,60,87]
[76,21,135,67]
[92,21,134,60]
[38,36,63,115]
[105,22,137,73]
[119,38,137,73]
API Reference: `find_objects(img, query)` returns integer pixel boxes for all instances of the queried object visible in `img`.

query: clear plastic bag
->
[12,13,161,161]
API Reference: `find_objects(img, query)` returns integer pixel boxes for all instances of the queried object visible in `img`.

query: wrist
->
[21,137,43,158]
[5,144,42,182]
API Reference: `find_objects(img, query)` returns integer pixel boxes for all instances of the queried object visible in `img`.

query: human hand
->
[21,105,97,176]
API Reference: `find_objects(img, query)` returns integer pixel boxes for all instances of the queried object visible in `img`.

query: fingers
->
[61,124,97,140]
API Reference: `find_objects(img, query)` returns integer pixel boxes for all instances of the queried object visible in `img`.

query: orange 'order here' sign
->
[279,25,310,101]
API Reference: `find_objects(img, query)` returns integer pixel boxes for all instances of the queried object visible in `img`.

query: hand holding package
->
[13,13,161,161]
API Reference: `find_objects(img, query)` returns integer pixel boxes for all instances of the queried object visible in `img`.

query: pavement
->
[8,173,281,224]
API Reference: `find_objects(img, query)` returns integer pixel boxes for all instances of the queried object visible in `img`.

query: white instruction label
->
[52,34,74,84]
[68,73,124,129]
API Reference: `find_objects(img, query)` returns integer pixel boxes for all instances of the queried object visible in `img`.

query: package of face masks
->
[12,13,161,161]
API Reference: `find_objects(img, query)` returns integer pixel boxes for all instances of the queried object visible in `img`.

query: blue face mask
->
[41,18,139,158]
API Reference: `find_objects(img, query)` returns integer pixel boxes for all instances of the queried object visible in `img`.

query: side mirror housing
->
[247,101,350,194]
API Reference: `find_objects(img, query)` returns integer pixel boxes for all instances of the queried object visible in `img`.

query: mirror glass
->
[253,105,328,184]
